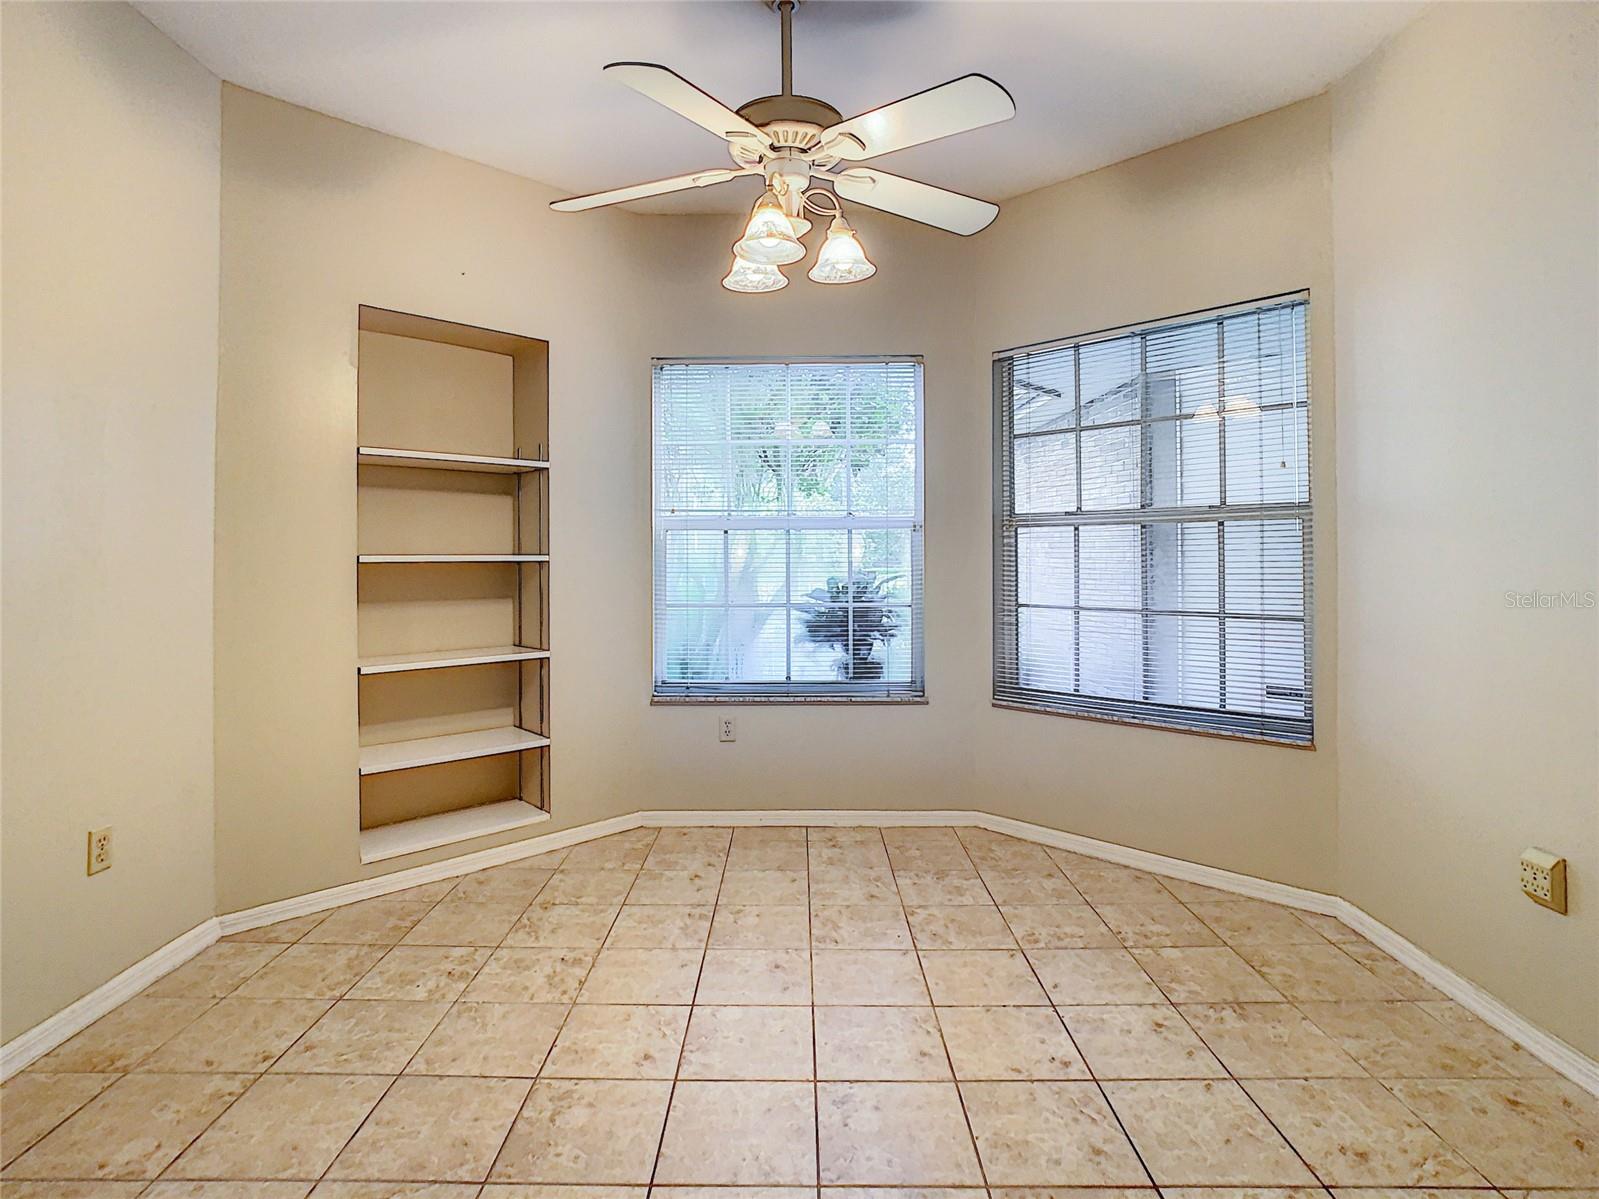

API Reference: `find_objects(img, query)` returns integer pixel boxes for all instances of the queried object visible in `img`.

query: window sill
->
[653,694,928,706]
[991,699,1315,750]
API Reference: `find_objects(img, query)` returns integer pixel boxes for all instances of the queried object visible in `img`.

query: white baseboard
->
[1334,898,1599,1095]
[636,808,981,828]
[5,806,1595,1098]
[975,811,1347,916]
[214,811,645,937]
[0,918,220,1081]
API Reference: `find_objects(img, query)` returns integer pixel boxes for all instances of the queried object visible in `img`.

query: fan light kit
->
[551,0,1016,292]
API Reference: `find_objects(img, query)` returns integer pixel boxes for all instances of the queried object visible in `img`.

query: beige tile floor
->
[4,825,1597,1198]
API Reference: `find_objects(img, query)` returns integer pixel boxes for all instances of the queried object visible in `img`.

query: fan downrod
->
[738,0,841,144]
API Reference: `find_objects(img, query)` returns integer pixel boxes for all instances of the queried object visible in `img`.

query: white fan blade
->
[822,74,1015,161]
[604,62,770,147]
[832,167,999,236]
[551,168,749,212]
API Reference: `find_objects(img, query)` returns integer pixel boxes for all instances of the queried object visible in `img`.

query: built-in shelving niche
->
[355,305,550,864]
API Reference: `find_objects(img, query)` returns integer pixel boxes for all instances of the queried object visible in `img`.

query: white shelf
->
[358,446,549,473]
[359,800,550,863]
[358,553,549,564]
[359,645,550,675]
[358,725,550,775]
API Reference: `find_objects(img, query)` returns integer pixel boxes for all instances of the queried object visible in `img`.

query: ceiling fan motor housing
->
[735,94,843,141]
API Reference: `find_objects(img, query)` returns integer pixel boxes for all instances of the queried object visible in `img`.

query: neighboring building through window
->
[653,359,924,700]
[993,295,1313,744]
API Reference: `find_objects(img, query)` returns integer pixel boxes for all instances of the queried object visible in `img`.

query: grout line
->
[479,829,656,1185]
[808,827,822,1187]
[646,826,731,1189]
[892,828,994,1191]
[309,851,572,1187]
[1148,894,1335,1188]
[965,828,1160,1190]
[102,896,459,1186]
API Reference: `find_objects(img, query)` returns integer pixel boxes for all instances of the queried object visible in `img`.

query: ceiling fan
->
[550,0,1015,291]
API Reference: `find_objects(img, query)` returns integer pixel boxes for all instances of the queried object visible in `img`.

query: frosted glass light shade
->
[722,257,788,293]
[734,190,805,266]
[807,216,876,284]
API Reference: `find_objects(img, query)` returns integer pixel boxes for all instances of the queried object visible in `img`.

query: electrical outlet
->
[718,716,736,743]
[1520,847,1567,913]
[87,827,113,875]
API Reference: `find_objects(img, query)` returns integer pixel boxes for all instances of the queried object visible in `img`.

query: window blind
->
[993,295,1313,744]
[653,359,924,700]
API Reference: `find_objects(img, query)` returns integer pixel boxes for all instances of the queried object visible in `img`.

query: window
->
[653,359,924,700]
[993,295,1313,744]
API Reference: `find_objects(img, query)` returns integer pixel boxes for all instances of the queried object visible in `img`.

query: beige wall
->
[968,98,1341,892]
[1330,2,1598,1057]
[214,86,984,913]
[1,2,221,1039]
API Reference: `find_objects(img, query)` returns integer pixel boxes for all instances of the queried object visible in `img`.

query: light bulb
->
[807,215,876,284]
[722,257,788,293]
[733,190,805,266]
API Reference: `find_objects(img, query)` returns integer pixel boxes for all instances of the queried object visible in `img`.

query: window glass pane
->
[727,531,787,605]
[726,608,789,681]
[1147,415,1220,507]
[1145,321,1220,417]
[1079,338,1140,425]
[1146,522,1219,612]
[657,442,727,513]
[1079,524,1140,608]
[1014,432,1077,513]
[848,369,916,440]
[1018,528,1074,606]
[1078,611,1141,698]
[731,443,787,513]
[786,363,848,440]
[878,608,916,683]
[789,615,843,681]
[1081,425,1141,509]
[728,364,788,440]
[1146,615,1220,707]
[1225,405,1309,504]
[1223,520,1304,617]
[659,531,724,604]
[1012,349,1077,434]
[656,368,727,441]
[1224,618,1309,717]
[1019,607,1074,691]
[853,528,914,604]
[849,442,915,516]
[661,607,727,682]
[790,443,847,513]
[1223,305,1306,411]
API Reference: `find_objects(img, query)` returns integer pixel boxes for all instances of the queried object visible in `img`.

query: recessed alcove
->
[354,306,552,862]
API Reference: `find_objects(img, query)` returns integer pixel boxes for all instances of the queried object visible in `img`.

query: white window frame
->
[992,293,1314,745]
[652,356,926,703]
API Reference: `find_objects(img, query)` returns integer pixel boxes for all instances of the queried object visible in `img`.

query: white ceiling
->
[137,0,1420,215]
